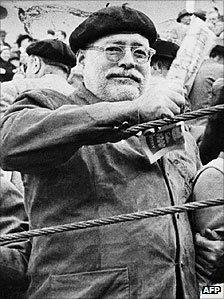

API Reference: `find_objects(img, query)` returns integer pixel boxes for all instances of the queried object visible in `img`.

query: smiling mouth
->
[107,74,141,83]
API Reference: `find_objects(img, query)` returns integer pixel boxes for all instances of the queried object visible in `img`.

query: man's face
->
[22,39,32,50]
[180,15,191,25]
[206,11,219,26]
[0,32,6,42]
[80,33,151,102]
[213,20,224,36]
[55,31,65,41]
[0,48,11,61]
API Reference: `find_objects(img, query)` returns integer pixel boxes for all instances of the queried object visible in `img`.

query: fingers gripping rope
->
[0,199,223,243]
[121,104,224,136]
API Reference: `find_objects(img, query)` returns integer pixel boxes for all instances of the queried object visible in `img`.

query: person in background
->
[0,171,31,298]
[0,39,76,116]
[176,9,192,25]
[8,56,20,69]
[213,15,224,38]
[0,46,16,82]
[55,30,67,42]
[0,29,11,48]
[46,29,55,39]
[150,39,179,78]
[199,78,224,165]
[188,40,224,123]
[206,9,220,31]
[191,84,224,286]
[16,34,35,69]
[16,34,34,53]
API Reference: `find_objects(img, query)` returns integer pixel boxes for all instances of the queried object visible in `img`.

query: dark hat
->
[69,5,157,54]
[210,38,224,56]
[152,40,179,59]
[193,9,206,21]
[177,9,192,23]
[26,39,76,67]
[16,34,34,47]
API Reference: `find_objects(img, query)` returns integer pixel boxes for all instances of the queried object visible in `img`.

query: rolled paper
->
[167,16,217,95]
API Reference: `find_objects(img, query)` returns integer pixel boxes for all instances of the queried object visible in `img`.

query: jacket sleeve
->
[191,167,224,234]
[0,174,31,293]
[1,89,138,172]
[191,167,224,284]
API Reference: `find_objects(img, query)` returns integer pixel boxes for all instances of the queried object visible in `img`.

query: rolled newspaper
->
[167,16,217,95]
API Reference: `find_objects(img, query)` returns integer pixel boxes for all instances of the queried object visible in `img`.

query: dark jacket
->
[0,57,15,82]
[1,85,201,299]
[0,172,31,299]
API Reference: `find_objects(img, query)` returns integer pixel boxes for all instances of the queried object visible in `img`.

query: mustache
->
[106,70,143,83]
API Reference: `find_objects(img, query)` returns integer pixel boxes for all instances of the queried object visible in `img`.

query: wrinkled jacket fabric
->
[1,85,201,299]
[0,171,31,298]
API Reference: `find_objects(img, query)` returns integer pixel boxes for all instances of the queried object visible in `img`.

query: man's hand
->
[133,78,185,122]
[195,228,224,284]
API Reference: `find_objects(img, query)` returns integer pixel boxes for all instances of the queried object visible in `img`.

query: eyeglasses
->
[85,45,156,64]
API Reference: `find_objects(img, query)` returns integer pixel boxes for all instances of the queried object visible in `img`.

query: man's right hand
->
[133,79,186,122]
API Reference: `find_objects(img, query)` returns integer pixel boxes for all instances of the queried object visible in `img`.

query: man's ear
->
[33,56,41,74]
[76,50,85,68]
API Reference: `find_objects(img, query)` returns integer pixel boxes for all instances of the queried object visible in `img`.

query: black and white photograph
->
[0,0,223,298]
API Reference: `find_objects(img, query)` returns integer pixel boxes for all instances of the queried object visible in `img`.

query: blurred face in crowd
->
[0,47,11,61]
[213,19,224,36]
[78,33,153,102]
[55,31,66,41]
[20,38,32,50]
[206,11,219,26]
[0,31,6,42]
[180,15,191,25]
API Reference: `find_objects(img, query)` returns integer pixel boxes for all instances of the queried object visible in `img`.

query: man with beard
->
[1,5,216,299]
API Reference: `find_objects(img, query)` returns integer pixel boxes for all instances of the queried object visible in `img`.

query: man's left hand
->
[195,228,224,283]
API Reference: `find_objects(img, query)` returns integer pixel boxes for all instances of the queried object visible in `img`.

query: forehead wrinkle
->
[94,33,149,47]
[104,41,147,48]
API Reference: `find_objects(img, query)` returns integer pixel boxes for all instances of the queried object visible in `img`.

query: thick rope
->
[0,199,223,244]
[121,104,224,135]
[1,106,224,244]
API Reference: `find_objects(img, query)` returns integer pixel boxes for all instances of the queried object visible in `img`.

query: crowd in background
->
[0,6,223,84]
[0,3,223,299]
[0,28,67,83]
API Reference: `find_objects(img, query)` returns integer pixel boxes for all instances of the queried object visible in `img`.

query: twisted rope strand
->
[122,104,224,135]
[0,199,223,243]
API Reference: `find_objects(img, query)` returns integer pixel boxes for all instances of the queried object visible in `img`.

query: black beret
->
[177,9,192,23]
[193,9,206,21]
[152,40,179,59]
[26,39,76,67]
[69,5,157,54]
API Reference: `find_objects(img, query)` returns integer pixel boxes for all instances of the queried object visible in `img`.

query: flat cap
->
[26,39,76,67]
[177,9,192,23]
[69,5,157,54]
[152,40,179,59]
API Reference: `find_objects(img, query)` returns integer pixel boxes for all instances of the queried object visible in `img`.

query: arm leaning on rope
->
[0,81,184,173]
[192,167,224,285]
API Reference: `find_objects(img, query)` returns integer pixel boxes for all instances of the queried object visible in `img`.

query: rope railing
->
[121,104,224,135]
[1,105,224,244]
[0,199,223,243]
